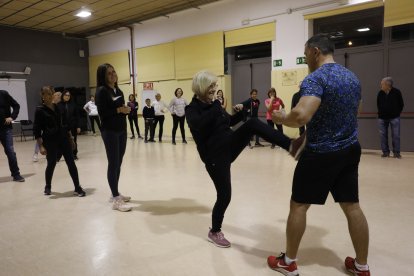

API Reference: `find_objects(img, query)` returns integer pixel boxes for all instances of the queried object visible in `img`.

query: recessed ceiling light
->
[357,27,370,32]
[76,10,91,18]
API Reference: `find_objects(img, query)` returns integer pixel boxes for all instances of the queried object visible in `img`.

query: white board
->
[0,79,28,121]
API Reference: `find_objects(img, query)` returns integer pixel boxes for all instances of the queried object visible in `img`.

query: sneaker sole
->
[207,238,231,248]
[268,267,299,276]
[112,206,132,212]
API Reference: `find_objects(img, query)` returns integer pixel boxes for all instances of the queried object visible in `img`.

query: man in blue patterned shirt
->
[267,34,371,276]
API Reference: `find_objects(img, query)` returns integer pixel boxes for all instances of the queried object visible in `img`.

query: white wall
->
[88,0,351,71]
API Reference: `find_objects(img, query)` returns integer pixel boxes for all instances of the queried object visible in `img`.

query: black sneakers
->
[13,175,25,182]
[73,186,86,197]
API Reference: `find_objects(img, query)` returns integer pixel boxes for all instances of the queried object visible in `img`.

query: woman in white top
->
[152,93,168,142]
[83,95,101,136]
[169,88,188,145]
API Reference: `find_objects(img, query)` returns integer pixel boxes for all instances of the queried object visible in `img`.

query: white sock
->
[284,255,297,265]
[355,260,369,271]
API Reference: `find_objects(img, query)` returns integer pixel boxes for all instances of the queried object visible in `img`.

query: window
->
[314,7,383,49]
[392,23,414,41]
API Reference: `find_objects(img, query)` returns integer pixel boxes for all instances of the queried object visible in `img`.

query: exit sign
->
[273,59,282,67]
[296,57,307,65]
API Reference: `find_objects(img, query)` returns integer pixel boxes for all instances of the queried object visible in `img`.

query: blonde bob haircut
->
[192,70,218,98]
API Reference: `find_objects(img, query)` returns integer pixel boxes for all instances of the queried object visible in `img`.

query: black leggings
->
[267,120,284,146]
[144,119,155,141]
[172,114,186,142]
[44,135,80,189]
[128,116,141,137]
[101,130,127,197]
[206,118,291,232]
[89,115,101,134]
[154,115,165,141]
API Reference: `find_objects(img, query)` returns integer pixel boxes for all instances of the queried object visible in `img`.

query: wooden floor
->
[1,135,413,276]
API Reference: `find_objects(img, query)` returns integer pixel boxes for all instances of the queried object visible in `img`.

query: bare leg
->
[340,202,369,264]
[285,200,310,259]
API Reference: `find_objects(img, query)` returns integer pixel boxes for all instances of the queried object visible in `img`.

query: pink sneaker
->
[267,253,299,276]
[345,257,370,276]
[207,229,231,248]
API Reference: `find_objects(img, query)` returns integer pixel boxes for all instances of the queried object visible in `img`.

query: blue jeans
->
[378,117,400,154]
[0,128,21,177]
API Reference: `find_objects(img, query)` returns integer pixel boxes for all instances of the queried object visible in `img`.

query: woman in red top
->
[265,88,285,148]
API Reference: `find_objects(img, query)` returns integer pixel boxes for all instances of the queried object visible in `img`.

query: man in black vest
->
[0,90,25,182]
[377,77,404,158]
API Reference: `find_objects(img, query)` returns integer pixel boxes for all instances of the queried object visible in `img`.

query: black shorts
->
[292,142,361,205]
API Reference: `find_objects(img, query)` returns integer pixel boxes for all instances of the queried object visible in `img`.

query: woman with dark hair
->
[240,89,263,148]
[33,86,85,197]
[265,87,285,148]
[95,63,132,212]
[215,89,227,109]
[57,90,81,160]
[169,88,188,145]
[186,70,304,248]
[127,94,143,139]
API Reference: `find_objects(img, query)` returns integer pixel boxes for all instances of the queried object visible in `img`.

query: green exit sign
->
[296,56,307,65]
[273,59,282,67]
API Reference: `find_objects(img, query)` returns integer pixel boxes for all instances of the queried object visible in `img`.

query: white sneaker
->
[109,194,131,203]
[112,197,132,212]
[32,154,38,162]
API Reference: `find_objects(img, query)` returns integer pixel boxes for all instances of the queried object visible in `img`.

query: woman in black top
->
[186,70,295,248]
[33,86,85,197]
[95,63,132,212]
[57,90,81,159]
[127,94,143,139]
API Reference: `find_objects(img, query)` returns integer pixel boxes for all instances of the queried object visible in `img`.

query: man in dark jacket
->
[0,90,25,182]
[377,77,404,158]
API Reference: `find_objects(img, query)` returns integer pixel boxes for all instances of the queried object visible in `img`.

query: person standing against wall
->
[95,63,132,212]
[377,77,404,158]
[265,87,285,149]
[0,89,25,182]
[240,89,264,148]
[169,88,188,145]
[83,95,101,137]
[152,93,168,142]
[127,94,143,140]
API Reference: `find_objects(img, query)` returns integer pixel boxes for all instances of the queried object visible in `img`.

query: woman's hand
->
[233,104,243,112]
[40,145,47,155]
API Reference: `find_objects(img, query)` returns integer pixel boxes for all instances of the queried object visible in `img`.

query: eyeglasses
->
[208,83,218,91]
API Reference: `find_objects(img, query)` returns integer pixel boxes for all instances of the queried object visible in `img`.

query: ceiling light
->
[76,10,91,18]
[357,27,370,32]
[348,41,353,46]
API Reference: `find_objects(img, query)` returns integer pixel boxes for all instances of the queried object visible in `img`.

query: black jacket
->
[95,85,127,132]
[185,97,243,163]
[143,106,155,119]
[0,90,20,130]
[33,104,66,140]
[57,101,80,130]
[377,87,404,120]
[240,98,260,118]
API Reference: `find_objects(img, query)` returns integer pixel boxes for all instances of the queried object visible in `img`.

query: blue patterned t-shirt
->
[301,63,361,153]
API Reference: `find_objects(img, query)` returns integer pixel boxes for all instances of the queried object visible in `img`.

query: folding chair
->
[20,120,34,141]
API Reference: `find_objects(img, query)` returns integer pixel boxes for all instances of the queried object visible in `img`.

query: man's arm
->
[272,95,321,127]
[8,93,20,120]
